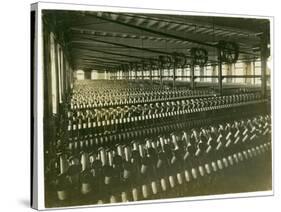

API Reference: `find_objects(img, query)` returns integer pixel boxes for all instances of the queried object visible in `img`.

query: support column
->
[226,64,232,83]
[190,65,195,89]
[261,58,267,97]
[260,24,269,98]
[159,68,163,87]
[218,61,223,95]
[199,66,204,82]
[244,62,252,84]
[212,65,217,83]
[252,61,256,85]
[261,35,268,98]
[173,66,176,88]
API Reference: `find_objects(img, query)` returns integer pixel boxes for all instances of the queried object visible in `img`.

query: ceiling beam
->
[72,53,132,63]
[75,61,116,69]
[70,27,188,45]
[76,58,122,65]
[70,45,151,60]
[86,12,256,56]
[87,11,215,48]
[69,35,180,56]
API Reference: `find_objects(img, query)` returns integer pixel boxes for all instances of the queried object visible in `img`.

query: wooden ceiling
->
[43,10,270,72]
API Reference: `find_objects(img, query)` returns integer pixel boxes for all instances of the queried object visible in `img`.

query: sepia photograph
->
[33,3,272,209]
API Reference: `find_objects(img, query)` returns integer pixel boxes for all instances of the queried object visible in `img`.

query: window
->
[76,70,85,80]
[50,32,58,114]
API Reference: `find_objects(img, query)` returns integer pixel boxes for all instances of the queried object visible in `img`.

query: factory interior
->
[41,10,272,207]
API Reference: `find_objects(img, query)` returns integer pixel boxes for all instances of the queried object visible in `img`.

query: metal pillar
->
[226,64,232,83]
[218,61,223,95]
[190,65,195,89]
[200,66,204,82]
[253,61,256,85]
[159,68,163,87]
[149,60,154,85]
[212,65,216,83]
[173,65,176,88]
[244,62,251,84]
[261,30,269,98]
